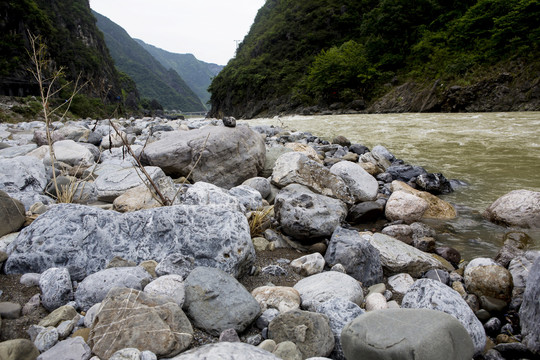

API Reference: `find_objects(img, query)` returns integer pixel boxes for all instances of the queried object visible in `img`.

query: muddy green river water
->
[242,112,540,259]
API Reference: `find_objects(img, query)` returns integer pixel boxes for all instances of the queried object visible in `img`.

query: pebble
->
[0,301,21,319]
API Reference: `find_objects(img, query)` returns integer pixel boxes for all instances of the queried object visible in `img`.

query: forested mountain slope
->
[209,0,540,118]
[93,11,205,112]
[136,40,223,108]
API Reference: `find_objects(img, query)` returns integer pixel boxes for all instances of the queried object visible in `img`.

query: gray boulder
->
[483,190,540,229]
[268,309,335,359]
[519,256,540,354]
[184,267,260,336]
[0,191,25,237]
[166,342,280,359]
[509,250,540,288]
[181,182,243,211]
[242,177,272,199]
[5,204,255,281]
[293,271,364,311]
[271,152,354,204]
[88,288,193,359]
[144,274,185,307]
[341,308,474,360]
[229,185,264,211]
[141,125,266,189]
[324,227,383,286]
[402,278,486,354]
[367,233,452,277]
[329,161,378,202]
[39,267,73,312]
[94,166,165,202]
[75,266,153,311]
[0,144,37,158]
[0,156,47,194]
[314,298,365,360]
[36,336,91,360]
[274,184,347,240]
[45,140,95,167]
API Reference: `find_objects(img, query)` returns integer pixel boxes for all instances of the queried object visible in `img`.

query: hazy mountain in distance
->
[93,10,205,112]
[136,40,224,107]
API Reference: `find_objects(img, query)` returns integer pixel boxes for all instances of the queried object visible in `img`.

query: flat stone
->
[341,308,474,360]
[38,305,78,327]
[165,342,280,359]
[0,301,21,319]
[36,336,91,360]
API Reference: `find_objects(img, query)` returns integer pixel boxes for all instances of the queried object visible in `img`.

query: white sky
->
[89,0,266,65]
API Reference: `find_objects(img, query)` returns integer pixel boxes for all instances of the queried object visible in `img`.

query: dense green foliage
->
[0,0,138,118]
[94,11,205,112]
[209,0,540,117]
[136,40,223,108]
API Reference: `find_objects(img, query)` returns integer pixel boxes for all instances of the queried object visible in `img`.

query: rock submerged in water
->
[483,189,540,229]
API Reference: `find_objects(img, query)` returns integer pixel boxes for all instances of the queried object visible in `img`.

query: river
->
[241,112,540,260]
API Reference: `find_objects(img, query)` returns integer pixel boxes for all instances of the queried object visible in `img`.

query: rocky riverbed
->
[0,116,539,360]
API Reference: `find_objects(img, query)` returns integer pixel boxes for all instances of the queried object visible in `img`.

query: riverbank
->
[0,116,539,359]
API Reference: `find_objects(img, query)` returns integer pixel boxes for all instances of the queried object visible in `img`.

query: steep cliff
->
[208,0,540,118]
[0,0,134,113]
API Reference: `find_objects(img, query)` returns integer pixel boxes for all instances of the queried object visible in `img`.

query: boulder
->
[75,266,153,311]
[385,190,428,223]
[314,298,365,360]
[464,261,513,302]
[285,142,323,163]
[251,286,301,313]
[0,191,25,237]
[483,190,540,229]
[509,250,540,288]
[36,336,91,360]
[271,152,354,204]
[388,273,415,295]
[45,140,95,167]
[165,342,280,359]
[329,161,378,202]
[181,182,243,211]
[386,164,428,182]
[263,146,293,178]
[0,144,37,158]
[242,177,272,199]
[324,227,383,286]
[341,308,474,360]
[113,177,177,212]
[346,201,385,223]
[94,166,166,202]
[141,125,266,189]
[0,155,47,194]
[229,185,264,211]
[183,267,261,336]
[274,184,347,240]
[268,309,335,359]
[88,288,193,359]
[381,224,413,244]
[402,278,486,354]
[5,204,255,281]
[0,339,40,360]
[290,253,325,276]
[144,274,186,307]
[391,181,457,219]
[39,267,73,312]
[293,271,364,311]
[519,256,540,354]
[495,231,532,267]
[367,233,453,277]
[415,173,453,194]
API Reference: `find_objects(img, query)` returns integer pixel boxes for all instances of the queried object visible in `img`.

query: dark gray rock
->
[268,309,335,359]
[0,190,25,237]
[5,204,255,281]
[223,117,237,128]
[386,164,427,182]
[484,317,502,335]
[349,144,369,155]
[346,201,384,223]
[256,309,280,330]
[324,227,383,286]
[519,256,540,354]
[39,268,73,312]
[274,184,347,241]
[75,266,153,311]
[166,342,280,359]
[415,173,453,194]
[402,279,486,355]
[423,269,450,285]
[141,125,266,189]
[261,265,287,276]
[435,246,461,266]
[341,308,474,360]
[314,298,365,360]
[183,267,261,336]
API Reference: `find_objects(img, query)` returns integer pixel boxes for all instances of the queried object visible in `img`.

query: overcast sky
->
[89,0,266,65]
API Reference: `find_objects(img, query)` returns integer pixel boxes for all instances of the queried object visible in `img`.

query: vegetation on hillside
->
[94,11,205,112]
[209,0,540,117]
[0,0,138,119]
[136,40,223,108]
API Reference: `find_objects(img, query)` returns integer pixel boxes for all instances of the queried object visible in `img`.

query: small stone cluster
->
[0,116,539,360]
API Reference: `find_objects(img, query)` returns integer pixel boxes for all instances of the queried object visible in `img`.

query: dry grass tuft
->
[248,206,274,238]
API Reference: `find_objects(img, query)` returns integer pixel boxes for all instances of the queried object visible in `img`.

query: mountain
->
[0,0,138,117]
[209,0,540,118]
[93,11,205,112]
[136,40,223,108]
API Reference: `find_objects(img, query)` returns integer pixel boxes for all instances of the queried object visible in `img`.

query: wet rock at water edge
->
[519,256,540,354]
[483,189,540,229]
